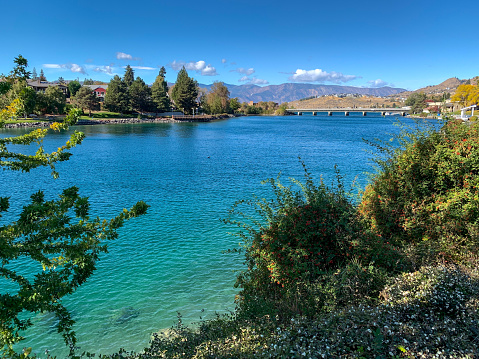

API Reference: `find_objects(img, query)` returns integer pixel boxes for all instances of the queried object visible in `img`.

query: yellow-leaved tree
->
[451,84,479,107]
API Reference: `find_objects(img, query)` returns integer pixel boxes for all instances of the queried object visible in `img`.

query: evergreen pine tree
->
[151,69,170,113]
[129,77,153,114]
[159,66,166,78]
[39,69,46,82]
[123,65,134,88]
[32,67,38,81]
[104,75,129,113]
[171,67,198,115]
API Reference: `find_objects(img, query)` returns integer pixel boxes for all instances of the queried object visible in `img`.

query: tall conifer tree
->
[123,65,135,88]
[129,77,152,113]
[104,75,128,113]
[31,67,38,81]
[171,67,198,115]
[151,68,170,113]
[39,69,46,82]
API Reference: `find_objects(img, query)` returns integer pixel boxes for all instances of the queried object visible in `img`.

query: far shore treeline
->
[0,55,289,120]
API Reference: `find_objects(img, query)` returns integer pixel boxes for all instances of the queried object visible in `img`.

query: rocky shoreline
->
[2,114,235,129]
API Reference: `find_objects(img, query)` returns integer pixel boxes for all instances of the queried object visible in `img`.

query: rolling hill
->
[195,83,406,104]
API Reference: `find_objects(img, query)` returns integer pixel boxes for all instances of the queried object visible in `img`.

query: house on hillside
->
[27,80,68,95]
[84,85,108,101]
[423,100,455,113]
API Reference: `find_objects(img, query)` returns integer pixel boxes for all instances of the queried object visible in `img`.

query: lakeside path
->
[2,114,235,129]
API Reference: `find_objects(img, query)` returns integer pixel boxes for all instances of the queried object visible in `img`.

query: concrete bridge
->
[286,108,410,116]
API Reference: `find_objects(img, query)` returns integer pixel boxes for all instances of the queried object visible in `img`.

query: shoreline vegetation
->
[1,114,236,129]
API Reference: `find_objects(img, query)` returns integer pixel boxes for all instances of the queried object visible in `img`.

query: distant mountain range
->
[193,83,406,104]
[166,82,406,103]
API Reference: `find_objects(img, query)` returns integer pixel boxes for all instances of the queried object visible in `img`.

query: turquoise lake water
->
[1,114,412,356]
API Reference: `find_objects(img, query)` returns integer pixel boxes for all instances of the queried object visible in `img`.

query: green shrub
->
[359,119,479,264]
[225,163,403,320]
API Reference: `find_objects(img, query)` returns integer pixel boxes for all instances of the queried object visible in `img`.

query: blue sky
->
[2,0,478,91]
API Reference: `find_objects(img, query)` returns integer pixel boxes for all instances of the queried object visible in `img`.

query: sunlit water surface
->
[0,114,414,356]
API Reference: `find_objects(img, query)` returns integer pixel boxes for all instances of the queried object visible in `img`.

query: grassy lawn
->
[5,118,51,124]
[4,112,140,123]
[79,112,136,120]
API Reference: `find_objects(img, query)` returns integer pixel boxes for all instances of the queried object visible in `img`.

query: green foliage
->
[17,86,36,118]
[255,101,278,115]
[405,92,427,114]
[275,102,288,115]
[74,87,99,116]
[0,80,12,97]
[151,71,170,113]
[123,66,134,88]
[44,86,66,114]
[133,262,479,358]
[31,68,38,81]
[0,108,84,177]
[229,98,241,113]
[243,105,261,115]
[9,55,31,82]
[0,65,149,355]
[203,82,230,114]
[359,119,479,264]
[104,75,129,114]
[171,67,198,115]
[0,188,149,357]
[68,80,81,97]
[223,163,391,320]
[33,92,48,115]
[129,77,153,114]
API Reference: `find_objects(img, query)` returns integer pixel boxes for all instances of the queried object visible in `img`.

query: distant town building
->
[27,80,68,95]
[84,85,108,101]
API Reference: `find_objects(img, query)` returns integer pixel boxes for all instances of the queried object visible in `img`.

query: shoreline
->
[2,114,236,129]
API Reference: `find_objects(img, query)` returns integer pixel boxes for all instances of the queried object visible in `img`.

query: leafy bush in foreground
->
[359,119,479,264]
[223,163,407,321]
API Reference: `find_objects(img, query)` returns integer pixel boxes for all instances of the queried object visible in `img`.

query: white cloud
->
[116,52,141,61]
[239,76,269,85]
[367,79,393,88]
[201,65,217,76]
[221,59,227,64]
[93,65,113,74]
[43,63,87,74]
[232,67,255,76]
[169,60,218,76]
[43,64,62,69]
[116,52,132,60]
[130,66,156,70]
[288,69,358,84]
